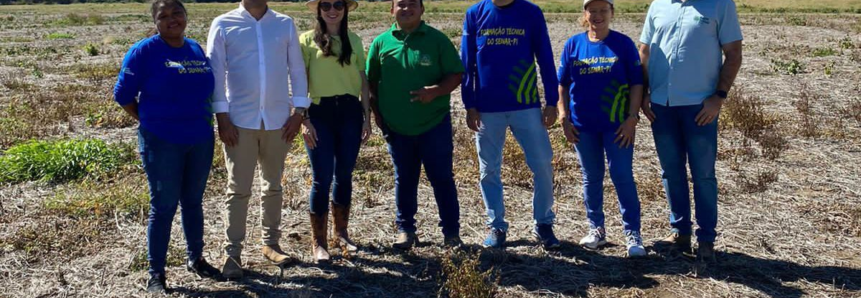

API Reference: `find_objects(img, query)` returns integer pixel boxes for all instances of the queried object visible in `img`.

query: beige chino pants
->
[223,124,291,257]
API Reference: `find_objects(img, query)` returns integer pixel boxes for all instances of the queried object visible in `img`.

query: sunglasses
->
[319,1,346,12]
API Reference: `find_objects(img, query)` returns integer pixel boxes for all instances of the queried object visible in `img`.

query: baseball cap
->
[583,0,614,8]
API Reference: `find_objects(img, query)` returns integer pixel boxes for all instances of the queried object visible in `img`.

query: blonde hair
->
[580,3,614,29]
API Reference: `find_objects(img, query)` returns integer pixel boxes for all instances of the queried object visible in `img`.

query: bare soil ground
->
[0,2,860,298]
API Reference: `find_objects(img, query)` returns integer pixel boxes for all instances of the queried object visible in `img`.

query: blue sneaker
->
[482,228,506,248]
[533,224,561,249]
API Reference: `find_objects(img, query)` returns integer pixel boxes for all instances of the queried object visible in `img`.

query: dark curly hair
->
[150,0,186,21]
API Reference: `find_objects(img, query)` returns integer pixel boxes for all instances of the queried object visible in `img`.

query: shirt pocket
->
[683,13,717,38]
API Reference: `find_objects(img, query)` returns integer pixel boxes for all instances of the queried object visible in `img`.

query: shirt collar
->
[238,3,271,20]
[391,21,428,36]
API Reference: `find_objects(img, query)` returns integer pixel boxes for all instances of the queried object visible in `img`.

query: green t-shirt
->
[366,22,465,136]
[300,30,366,104]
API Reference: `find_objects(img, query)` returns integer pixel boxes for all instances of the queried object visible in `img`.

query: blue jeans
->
[651,103,718,242]
[574,130,640,233]
[476,108,555,231]
[139,127,214,276]
[306,95,364,214]
[384,114,460,237]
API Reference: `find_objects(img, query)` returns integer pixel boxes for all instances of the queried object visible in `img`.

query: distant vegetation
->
[2,0,861,14]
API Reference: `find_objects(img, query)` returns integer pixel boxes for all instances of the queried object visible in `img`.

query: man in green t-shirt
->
[366,0,464,250]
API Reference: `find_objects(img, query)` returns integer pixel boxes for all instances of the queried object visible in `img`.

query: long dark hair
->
[314,2,352,66]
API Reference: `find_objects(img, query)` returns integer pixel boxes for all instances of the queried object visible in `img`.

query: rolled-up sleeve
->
[286,19,310,108]
[113,45,143,106]
[206,18,229,114]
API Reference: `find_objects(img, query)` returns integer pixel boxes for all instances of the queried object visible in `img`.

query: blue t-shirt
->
[557,31,643,132]
[113,35,215,145]
[461,0,559,113]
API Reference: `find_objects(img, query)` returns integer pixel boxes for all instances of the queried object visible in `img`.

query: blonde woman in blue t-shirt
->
[557,0,646,257]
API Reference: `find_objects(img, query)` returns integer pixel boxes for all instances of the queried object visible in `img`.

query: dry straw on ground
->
[0,2,860,298]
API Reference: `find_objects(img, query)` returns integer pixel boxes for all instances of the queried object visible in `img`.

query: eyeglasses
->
[319,1,346,12]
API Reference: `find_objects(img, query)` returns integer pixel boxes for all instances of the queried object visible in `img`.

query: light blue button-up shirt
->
[640,0,743,107]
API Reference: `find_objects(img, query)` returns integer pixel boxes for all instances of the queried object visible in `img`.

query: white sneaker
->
[579,227,607,249]
[625,231,647,258]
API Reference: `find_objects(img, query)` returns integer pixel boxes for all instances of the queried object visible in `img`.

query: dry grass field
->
[0,0,860,297]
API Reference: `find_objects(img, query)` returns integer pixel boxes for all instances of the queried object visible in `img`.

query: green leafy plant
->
[812,47,837,57]
[83,43,99,56]
[45,174,149,220]
[45,32,75,40]
[440,252,497,298]
[839,37,855,50]
[0,139,136,184]
[770,59,804,75]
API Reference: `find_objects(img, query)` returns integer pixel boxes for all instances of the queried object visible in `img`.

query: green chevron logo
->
[600,80,630,123]
[507,60,539,104]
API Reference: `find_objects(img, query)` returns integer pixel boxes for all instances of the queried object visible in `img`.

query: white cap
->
[583,0,614,8]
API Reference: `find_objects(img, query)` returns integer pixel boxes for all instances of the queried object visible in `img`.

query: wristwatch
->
[293,107,309,119]
[714,90,728,99]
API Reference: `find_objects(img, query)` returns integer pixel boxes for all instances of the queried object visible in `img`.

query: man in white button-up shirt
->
[206,0,308,280]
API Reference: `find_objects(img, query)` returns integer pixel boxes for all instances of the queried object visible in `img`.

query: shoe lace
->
[626,231,643,247]
[588,228,604,239]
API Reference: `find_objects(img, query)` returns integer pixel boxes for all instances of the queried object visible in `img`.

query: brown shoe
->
[221,256,243,280]
[655,232,692,253]
[262,245,293,265]
[697,242,717,263]
[392,231,418,250]
[332,203,358,253]
[310,212,331,264]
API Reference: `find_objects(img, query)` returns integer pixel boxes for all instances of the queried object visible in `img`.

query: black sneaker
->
[443,235,464,249]
[187,257,223,281]
[533,224,561,249]
[146,273,167,294]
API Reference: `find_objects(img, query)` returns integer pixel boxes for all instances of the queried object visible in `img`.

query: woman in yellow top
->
[300,0,371,264]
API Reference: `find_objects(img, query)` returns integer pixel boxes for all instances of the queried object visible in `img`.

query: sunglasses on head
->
[319,1,346,12]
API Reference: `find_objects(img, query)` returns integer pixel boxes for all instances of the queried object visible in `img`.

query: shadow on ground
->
[168,241,861,297]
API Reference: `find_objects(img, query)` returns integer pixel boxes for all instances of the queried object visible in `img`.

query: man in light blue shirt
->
[639,0,742,263]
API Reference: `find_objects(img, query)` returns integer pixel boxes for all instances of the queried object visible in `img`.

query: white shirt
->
[206,4,309,131]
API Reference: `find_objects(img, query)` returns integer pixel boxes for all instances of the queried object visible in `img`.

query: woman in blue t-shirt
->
[556,0,646,257]
[113,0,221,292]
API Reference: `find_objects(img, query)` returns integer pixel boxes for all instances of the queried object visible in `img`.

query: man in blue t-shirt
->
[461,0,560,249]
[640,0,743,263]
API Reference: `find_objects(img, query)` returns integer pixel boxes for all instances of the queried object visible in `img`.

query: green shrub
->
[839,37,856,50]
[51,13,104,26]
[83,43,99,56]
[770,59,804,75]
[0,139,136,184]
[812,47,837,57]
[45,174,149,220]
[440,252,497,298]
[45,32,75,40]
